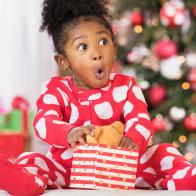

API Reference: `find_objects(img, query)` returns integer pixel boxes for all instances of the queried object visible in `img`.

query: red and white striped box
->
[70,144,139,190]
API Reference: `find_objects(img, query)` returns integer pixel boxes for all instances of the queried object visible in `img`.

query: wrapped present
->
[70,144,139,190]
[0,96,30,158]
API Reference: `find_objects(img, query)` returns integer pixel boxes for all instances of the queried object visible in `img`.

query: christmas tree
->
[113,0,196,163]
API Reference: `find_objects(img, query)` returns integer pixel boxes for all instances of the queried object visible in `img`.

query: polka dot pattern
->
[35,176,44,187]
[34,157,49,172]
[123,101,134,117]
[173,166,191,179]
[112,85,128,103]
[138,113,150,120]
[53,120,68,125]
[135,177,151,188]
[83,121,91,126]
[140,145,159,164]
[69,103,79,124]
[44,110,59,117]
[125,118,138,133]
[94,102,113,120]
[166,147,181,156]
[192,167,196,176]
[101,82,112,91]
[143,167,156,175]
[55,171,65,186]
[35,118,47,139]
[57,88,69,106]
[160,156,174,171]
[132,86,146,103]
[43,94,59,105]
[24,167,39,175]
[88,93,101,101]
[135,124,150,140]
[61,148,74,160]
[167,180,176,190]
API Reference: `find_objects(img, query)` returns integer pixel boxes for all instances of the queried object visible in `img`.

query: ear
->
[54,54,69,70]
[113,40,117,58]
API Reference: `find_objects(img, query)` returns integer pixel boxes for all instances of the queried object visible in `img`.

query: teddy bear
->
[86,121,124,147]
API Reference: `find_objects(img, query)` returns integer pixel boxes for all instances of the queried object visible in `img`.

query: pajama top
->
[33,73,154,168]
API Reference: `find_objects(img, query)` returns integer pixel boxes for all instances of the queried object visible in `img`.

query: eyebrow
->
[72,30,110,44]
[72,35,87,44]
[95,30,110,36]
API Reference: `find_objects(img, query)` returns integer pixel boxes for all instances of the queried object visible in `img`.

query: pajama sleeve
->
[123,77,154,153]
[33,79,75,148]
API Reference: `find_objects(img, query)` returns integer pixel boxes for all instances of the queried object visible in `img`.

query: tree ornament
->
[186,52,196,68]
[130,10,144,26]
[147,84,167,106]
[191,5,196,17]
[188,68,196,91]
[154,39,177,59]
[160,0,186,28]
[152,114,167,132]
[169,106,186,121]
[142,52,160,72]
[160,56,183,80]
[184,113,196,132]
[127,45,149,64]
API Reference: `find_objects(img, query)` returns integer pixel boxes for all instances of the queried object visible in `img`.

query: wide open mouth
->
[95,66,105,79]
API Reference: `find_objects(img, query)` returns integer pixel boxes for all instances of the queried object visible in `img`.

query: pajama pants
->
[16,143,196,193]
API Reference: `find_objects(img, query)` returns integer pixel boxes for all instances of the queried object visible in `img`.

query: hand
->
[67,125,95,148]
[119,136,139,150]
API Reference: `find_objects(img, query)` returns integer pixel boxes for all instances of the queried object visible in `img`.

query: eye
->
[78,43,88,51]
[99,38,108,46]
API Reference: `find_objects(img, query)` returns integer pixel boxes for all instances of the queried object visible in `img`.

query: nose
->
[93,55,102,61]
[92,49,102,61]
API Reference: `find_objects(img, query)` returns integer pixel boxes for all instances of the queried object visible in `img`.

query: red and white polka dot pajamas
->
[0,73,195,195]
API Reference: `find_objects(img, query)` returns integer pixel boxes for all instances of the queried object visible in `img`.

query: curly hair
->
[40,0,113,54]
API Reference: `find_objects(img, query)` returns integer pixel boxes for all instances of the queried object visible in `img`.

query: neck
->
[72,75,92,90]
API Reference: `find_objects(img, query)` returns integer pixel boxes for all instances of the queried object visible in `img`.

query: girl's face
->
[59,18,116,90]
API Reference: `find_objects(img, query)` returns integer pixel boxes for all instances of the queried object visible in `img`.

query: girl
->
[0,0,195,195]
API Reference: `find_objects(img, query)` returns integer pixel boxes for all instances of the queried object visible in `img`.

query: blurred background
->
[0,0,196,164]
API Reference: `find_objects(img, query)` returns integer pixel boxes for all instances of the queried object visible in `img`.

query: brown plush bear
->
[86,121,124,147]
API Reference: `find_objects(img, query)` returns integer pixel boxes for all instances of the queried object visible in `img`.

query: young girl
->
[0,0,196,195]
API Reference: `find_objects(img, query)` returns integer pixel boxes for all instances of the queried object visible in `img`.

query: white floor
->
[43,190,196,196]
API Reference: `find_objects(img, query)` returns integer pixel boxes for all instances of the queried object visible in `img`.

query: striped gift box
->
[70,144,139,190]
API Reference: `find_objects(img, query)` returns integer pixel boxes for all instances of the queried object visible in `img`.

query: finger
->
[119,139,126,147]
[70,141,76,148]
[87,124,95,130]
[129,143,139,150]
[78,136,86,145]
[80,127,92,135]
[124,140,131,148]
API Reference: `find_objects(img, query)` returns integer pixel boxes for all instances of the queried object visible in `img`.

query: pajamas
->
[16,73,196,193]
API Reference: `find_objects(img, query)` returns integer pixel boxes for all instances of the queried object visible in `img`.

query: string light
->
[172,141,180,148]
[185,152,193,161]
[182,82,190,90]
[179,135,187,143]
[134,25,143,33]
[178,55,186,64]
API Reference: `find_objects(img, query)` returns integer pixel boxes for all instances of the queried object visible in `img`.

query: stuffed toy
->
[86,121,124,147]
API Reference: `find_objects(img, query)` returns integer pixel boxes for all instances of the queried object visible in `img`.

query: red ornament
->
[12,96,29,110]
[188,68,196,91]
[184,114,196,132]
[147,84,167,106]
[152,115,167,132]
[191,5,196,17]
[155,39,177,59]
[160,0,186,28]
[130,10,144,26]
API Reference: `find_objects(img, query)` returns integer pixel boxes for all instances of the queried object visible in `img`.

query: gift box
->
[70,144,139,190]
[0,97,30,158]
